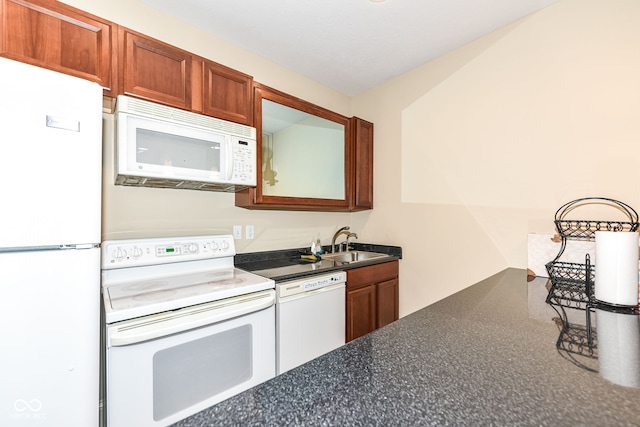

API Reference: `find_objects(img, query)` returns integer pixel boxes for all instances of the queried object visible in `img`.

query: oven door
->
[104,290,275,427]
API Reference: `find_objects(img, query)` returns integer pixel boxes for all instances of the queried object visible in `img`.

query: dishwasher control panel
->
[277,271,347,299]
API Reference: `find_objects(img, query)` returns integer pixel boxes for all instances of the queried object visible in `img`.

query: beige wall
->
[353,0,640,315]
[64,0,640,317]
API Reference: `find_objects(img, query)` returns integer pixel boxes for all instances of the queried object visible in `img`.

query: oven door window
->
[153,324,251,421]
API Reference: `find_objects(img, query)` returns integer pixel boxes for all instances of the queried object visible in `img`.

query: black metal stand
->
[545,197,639,308]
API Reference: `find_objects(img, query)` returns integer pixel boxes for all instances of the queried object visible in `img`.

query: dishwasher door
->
[276,273,346,374]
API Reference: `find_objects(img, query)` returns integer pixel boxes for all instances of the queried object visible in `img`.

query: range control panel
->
[101,235,235,269]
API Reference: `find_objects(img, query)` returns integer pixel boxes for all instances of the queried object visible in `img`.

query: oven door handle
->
[108,290,275,347]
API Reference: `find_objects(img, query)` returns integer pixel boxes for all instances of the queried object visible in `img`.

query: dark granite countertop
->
[173,268,640,427]
[235,242,402,282]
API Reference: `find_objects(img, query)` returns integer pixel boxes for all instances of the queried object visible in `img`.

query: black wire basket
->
[552,197,639,255]
[545,257,595,306]
[545,197,639,307]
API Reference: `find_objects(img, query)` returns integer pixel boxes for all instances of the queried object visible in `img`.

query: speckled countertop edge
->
[235,243,402,282]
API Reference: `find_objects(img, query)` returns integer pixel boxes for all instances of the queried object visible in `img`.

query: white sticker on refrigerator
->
[46,115,80,132]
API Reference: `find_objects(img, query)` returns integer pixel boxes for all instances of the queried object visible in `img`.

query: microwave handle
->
[225,136,234,180]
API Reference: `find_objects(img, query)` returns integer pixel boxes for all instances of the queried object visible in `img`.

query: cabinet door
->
[377,278,399,328]
[236,84,352,211]
[350,117,374,210]
[346,261,399,342]
[119,27,192,110]
[346,285,377,342]
[0,0,116,93]
[202,59,253,125]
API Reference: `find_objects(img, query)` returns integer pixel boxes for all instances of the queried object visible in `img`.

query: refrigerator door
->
[0,248,100,426]
[0,58,102,248]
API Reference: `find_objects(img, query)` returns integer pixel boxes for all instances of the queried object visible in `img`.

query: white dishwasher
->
[276,271,346,374]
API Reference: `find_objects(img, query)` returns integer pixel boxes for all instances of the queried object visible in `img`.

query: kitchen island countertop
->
[173,268,640,426]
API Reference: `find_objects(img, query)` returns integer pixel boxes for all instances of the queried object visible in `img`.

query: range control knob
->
[187,243,199,253]
[114,247,127,261]
[131,246,143,259]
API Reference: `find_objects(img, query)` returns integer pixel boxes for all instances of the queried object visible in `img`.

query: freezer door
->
[0,248,100,426]
[0,58,102,248]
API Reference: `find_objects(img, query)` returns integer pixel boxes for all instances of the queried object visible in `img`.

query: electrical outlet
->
[233,225,242,240]
[246,225,254,240]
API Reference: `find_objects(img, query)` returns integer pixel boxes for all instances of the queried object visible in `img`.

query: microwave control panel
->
[230,138,256,185]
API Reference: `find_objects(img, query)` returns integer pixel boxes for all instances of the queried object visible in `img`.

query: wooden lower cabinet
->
[377,277,400,328]
[346,285,377,341]
[346,260,399,342]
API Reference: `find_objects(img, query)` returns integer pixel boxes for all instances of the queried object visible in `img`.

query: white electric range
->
[101,235,276,427]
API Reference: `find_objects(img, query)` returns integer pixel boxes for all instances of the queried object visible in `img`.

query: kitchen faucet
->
[331,226,350,253]
[344,232,358,252]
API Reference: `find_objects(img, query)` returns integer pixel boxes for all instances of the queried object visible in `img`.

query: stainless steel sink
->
[322,251,389,264]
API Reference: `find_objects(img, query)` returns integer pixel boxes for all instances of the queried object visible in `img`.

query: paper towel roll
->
[596,308,640,388]
[595,231,639,307]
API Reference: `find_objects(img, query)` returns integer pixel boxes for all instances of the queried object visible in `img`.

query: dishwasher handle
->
[108,290,275,347]
[278,282,345,304]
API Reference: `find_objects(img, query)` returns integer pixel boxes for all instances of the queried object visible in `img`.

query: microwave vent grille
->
[118,96,256,140]
[115,174,249,193]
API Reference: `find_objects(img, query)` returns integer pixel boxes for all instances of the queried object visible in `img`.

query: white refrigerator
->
[0,57,102,426]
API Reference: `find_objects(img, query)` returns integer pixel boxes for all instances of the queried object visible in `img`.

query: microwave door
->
[135,130,223,177]
[119,114,225,181]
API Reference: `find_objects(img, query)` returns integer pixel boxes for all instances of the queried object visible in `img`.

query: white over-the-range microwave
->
[115,95,257,192]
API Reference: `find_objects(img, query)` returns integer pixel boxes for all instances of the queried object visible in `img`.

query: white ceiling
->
[140,0,558,96]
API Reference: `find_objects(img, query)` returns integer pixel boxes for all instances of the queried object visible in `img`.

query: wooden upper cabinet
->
[0,0,116,93]
[201,59,253,126]
[117,29,253,123]
[118,27,192,110]
[350,117,374,210]
[235,84,370,212]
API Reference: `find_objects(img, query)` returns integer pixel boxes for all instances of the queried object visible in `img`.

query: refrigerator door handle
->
[0,243,99,253]
[60,244,100,250]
